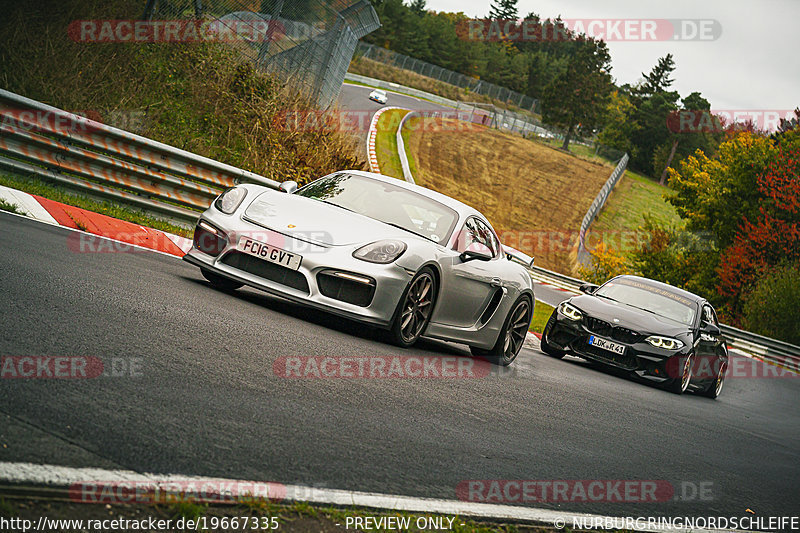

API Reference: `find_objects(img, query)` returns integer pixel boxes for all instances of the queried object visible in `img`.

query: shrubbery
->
[742,264,800,345]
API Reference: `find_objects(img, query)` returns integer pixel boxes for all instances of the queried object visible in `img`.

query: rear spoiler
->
[502,244,535,269]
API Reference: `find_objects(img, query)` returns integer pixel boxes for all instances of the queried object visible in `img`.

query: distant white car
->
[369,89,387,105]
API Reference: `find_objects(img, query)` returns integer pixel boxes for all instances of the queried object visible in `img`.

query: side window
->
[703,305,718,326]
[454,217,498,257]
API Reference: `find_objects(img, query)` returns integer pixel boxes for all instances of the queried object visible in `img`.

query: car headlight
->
[646,336,684,350]
[558,301,583,321]
[214,186,247,214]
[353,240,407,264]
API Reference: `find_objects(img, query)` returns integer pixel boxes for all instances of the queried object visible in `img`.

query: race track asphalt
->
[1,212,799,520]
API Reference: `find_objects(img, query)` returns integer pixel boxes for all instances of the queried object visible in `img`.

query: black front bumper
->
[543,311,686,382]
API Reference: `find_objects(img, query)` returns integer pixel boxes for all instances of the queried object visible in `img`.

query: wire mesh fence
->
[143,0,379,107]
[355,42,538,113]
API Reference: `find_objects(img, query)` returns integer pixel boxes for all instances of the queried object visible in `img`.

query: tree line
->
[362,0,723,176]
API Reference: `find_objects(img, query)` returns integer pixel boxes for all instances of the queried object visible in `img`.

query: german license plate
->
[589,335,626,355]
[237,236,301,270]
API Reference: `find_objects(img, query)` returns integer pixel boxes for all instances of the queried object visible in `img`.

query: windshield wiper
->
[595,293,618,302]
[384,222,433,242]
[317,199,353,212]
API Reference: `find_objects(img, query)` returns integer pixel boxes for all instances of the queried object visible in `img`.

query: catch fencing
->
[0,88,279,224]
[577,153,629,265]
[345,73,625,160]
[144,0,380,107]
[355,42,537,113]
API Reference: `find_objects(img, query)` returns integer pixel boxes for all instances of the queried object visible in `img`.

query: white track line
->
[0,462,744,532]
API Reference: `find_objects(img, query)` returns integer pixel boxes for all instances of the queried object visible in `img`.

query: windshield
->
[595,278,697,326]
[295,173,459,243]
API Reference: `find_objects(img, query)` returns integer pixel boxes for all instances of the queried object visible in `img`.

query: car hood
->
[570,294,692,337]
[243,191,412,246]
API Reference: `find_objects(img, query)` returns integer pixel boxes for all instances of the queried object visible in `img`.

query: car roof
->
[339,170,485,220]
[608,275,706,304]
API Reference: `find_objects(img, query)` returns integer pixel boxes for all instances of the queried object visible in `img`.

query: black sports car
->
[540,275,729,398]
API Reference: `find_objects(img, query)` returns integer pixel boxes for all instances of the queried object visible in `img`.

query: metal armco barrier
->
[0,89,281,223]
[577,153,629,264]
[396,110,418,184]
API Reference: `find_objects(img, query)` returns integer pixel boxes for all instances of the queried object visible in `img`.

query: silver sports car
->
[183,171,535,365]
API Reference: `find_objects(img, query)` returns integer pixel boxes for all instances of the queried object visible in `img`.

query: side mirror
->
[460,250,492,263]
[701,322,721,337]
[279,180,298,194]
[579,283,599,294]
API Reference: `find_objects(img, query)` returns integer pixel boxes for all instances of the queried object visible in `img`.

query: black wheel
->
[389,268,437,348]
[471,296,532,366]
[666,353,694,394]
[201,268,243,291]
[701,358,727,399]
[540,311,566,359]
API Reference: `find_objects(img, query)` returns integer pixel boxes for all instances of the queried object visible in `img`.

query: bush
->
[742,264,800,345]
[0,0,365,187]
[577,242,631,285]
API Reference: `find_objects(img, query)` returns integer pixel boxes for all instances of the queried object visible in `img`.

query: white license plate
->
[237,237,302,270]
[589,335,626,355]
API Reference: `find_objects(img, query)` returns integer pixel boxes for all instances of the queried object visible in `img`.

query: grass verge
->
[533,137,622,167]
[1,0,365,189]
[530,301,555,334]
[0,173,193,238]
[0,198,22,215]
[2,496,560,533]
[406,117,613,274]
[374,109,410,179]
[586,170,682,257]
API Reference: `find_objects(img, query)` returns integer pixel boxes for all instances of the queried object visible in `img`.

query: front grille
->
[585,316,613,336]
[221,252,309,294]
[576,338,637,369]
[585,316,643,344]
[317,272,375,307]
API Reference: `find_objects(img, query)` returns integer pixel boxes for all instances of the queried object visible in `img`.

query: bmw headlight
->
[214,186,247,214]
[558,301,583,321]
[353,240,407,264]
[646,336,684,350]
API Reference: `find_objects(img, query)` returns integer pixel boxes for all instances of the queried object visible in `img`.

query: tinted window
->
[296,173,459,244]
[595,278,697,326]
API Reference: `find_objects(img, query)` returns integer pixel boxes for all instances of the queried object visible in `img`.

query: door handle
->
[490,277,503,287]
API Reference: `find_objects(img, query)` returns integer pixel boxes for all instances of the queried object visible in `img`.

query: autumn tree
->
[541,38,612,150]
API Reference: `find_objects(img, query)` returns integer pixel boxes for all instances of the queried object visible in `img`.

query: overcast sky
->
[424,0,799,113]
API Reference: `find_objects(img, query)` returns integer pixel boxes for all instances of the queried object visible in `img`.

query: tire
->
[701,358,727,399]
[666,353,695,394]
[201,268,243,291]
[388,268,437,348]
[540,311,566,359]
[471,296,532,366]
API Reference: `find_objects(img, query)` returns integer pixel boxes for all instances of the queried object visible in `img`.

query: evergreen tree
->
[488,0,518,20]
